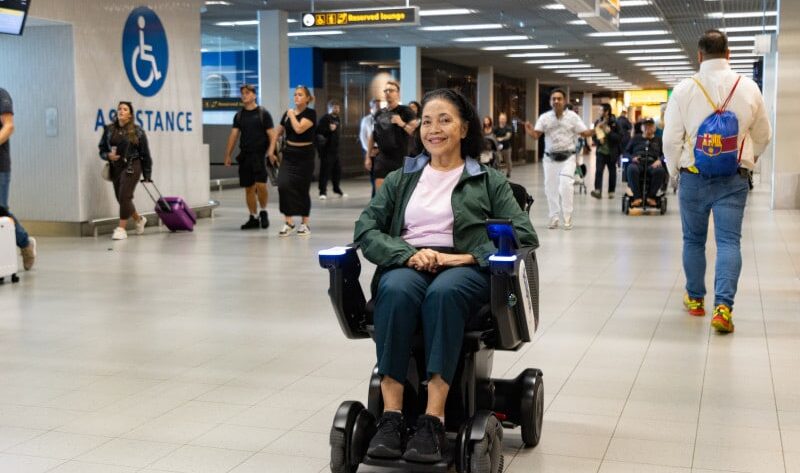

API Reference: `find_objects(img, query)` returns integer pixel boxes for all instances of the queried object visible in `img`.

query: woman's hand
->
[268,153,278,165]
[407,249,440,272]
[287,109,296,119]
[108,151,120,162]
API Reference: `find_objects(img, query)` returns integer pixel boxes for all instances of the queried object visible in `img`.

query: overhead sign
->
[301,7,419,29]
[577,0,619,32]
[122,6,169,97]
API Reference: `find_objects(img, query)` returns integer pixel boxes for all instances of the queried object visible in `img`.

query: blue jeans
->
[679,171,749,308]
[0,171,30,249]
[373,266,490,385]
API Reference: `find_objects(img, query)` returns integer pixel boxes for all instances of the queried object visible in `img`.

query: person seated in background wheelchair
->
[353,88,538,464]
[625,118,667,207]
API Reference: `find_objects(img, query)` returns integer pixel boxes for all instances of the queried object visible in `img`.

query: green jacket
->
[354,155,539,274]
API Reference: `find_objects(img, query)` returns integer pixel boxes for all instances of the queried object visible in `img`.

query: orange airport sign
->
[301,7,419,29]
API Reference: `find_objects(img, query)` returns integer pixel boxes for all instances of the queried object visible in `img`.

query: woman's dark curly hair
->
[415,88,483,161]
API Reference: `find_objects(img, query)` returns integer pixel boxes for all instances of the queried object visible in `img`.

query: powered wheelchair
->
[621,155,669,215]
[318,195,543,473]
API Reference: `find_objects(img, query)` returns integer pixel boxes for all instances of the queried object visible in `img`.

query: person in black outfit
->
[625,118,666,207]
[224,84,277,230]
[316,99,345,200]
[617,110,633,155]
[364,80,418,190]
[275,85,316,237]
[494,112,513,177]
[590,103,622,199]
[98,101,153,241]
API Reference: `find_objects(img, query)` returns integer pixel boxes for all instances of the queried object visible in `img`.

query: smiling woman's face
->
[420,98,467,160]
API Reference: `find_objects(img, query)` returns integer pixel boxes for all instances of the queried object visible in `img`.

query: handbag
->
[101,162,112,181]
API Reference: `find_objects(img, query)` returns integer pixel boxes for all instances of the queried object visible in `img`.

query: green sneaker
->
[711,305,734,333]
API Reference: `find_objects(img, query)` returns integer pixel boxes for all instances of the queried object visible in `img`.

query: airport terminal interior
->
[1,0,799,472]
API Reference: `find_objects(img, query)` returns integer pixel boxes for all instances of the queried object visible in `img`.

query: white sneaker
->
[278,223,295,237]
[297,224,311,236]
[563,215,573,230]
[335,192,348,198]
[319,194,327,200]
[135,216,147,235]
[547,217,559,229]
[112,227,128,240]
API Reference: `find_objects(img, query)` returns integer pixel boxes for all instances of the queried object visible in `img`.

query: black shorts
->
[237,152,268,187]
[373,154,405,179]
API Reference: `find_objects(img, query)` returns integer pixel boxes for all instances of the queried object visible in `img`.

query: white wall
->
[0,24,79,221]
[5,0,207,222]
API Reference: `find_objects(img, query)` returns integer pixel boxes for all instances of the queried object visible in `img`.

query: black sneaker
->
[402,415,448,463]
[367,411,405,459]
[240,215,259,230]
[259,210,269,229]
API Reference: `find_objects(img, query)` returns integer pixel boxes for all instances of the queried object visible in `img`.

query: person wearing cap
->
[224,84,277,230]
[98,101,153,241]
[624,118,665,207]
[663,29,772,333]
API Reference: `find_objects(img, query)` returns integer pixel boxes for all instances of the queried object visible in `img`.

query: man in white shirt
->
[663,29,772,333]
[525,88,593,230]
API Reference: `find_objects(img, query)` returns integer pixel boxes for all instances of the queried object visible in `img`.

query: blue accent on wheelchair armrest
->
[488,254,518,275]
[319,246,356,269]
[486,219,520,257]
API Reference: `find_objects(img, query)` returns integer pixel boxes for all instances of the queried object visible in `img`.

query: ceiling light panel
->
[481,45,549,51]
[720,26,777,33]
[603,39,676,46]
[588,30,669,37]
[453,35,528,42]
[620,0,652,5]
[540,64,593,69]
[524,58,583,64]
[420,24,503,31]
[620,17,661,24]
[542,3,566,10]
[507,52,568,58]
[706,11,777,19]
[617,48,682,54]
[627,55,687,61]
[634,61,691,66]
[419,9,476,16]
[555,69,603,73]
[727,36,756,42]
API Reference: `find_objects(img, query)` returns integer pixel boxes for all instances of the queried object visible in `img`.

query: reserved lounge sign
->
[301,7,419,29]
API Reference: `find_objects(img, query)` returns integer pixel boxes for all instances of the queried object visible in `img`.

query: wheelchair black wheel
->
[330,401,372,473]
[622,196,629,214]
[660,197,668,215]
[468,413,504,473]
[520,371,544,447]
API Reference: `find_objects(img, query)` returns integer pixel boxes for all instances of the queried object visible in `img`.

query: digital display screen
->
[0,0,31,36]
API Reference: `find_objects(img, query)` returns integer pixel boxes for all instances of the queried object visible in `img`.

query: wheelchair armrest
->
[488,246,539,351]
[318,246,369,339]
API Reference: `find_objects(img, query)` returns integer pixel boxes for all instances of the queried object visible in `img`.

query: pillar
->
[258,10,289,119]
[477,65,494,122]
[773,0,800,208]
[400,46,421,104]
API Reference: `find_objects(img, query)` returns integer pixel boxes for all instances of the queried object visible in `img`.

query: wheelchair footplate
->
[363,439,454,473]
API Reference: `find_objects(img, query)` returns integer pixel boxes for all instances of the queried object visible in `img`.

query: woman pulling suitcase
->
[98,101,153,240]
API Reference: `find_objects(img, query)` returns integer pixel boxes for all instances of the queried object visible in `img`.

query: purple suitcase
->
[142,182,196,232]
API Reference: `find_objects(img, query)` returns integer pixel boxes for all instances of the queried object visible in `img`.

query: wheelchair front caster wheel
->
[11,274,19,283]
[520,371,544,448]
[330,401,374,473]
[622,196,630,214]
[458,411,504,473]
[660,197,668,215]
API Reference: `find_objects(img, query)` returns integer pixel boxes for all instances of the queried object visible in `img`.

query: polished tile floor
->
[1,160,798,473]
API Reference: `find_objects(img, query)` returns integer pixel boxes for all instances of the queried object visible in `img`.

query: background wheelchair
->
[318,186,543,473]
[621,155,669,215]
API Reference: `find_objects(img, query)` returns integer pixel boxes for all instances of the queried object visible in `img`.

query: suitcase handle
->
[140,181,172,213]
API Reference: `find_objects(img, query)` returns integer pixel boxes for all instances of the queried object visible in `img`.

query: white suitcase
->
[0,216,19,284]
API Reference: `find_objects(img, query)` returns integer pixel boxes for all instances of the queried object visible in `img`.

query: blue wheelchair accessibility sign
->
[122,7,169,97]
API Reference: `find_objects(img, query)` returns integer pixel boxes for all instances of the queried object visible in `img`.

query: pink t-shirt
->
[402,164,464,248]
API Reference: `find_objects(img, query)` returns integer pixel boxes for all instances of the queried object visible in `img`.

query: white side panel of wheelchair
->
[517,259,535,335]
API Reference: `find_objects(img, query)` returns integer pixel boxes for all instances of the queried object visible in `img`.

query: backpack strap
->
[720,76,742,112]
[691,77,718,111]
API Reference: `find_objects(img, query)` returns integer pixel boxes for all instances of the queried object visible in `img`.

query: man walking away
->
[317,99,346,200]
[224,84,277,230]
[494,112,513,178]
[663,29,772,333]
[0,87,35,270]
[525,88,594,230]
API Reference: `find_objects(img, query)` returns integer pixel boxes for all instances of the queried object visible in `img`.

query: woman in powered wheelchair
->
[318,89,543,473]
